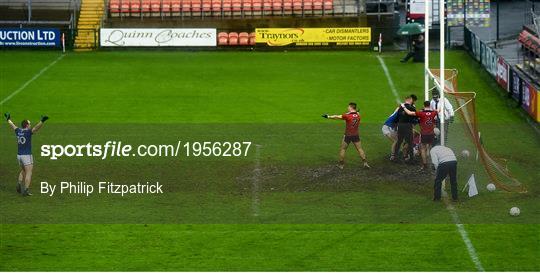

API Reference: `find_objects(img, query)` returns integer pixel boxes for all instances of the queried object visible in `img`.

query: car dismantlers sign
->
[255,28,371,46]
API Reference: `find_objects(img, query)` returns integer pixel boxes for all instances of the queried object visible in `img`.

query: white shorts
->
[382,125,397,138]
[17,155,33,166]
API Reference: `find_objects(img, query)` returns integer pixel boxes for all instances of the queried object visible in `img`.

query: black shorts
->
[421,134,435,144]
[343,135,360,144]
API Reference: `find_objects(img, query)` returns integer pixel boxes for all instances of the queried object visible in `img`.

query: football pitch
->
[0,50,539,271]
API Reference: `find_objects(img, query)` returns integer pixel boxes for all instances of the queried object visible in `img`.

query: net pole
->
[439,0,445,146]
[424,0,430,101]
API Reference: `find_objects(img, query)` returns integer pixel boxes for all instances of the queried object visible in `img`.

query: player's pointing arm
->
[31,115,49,134]
[4,113,17,131]
[322,114,343,120]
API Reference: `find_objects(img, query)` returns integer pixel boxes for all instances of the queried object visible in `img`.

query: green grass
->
[0,50,539,271]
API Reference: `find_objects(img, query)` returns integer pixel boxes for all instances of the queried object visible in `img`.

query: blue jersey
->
[15,128,33,155]
[384,110,398,128]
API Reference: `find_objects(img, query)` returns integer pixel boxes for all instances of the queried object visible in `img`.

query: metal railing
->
[0,0,80,28]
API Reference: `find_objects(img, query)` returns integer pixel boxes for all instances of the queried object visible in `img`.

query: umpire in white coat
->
[430,92,454,144]
[430,145,458,201]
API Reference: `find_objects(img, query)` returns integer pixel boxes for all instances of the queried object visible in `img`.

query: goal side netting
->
[428,68,526,193]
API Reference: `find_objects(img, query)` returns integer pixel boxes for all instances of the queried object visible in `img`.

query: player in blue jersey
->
[382,107,399,158]
[4,112,48,196]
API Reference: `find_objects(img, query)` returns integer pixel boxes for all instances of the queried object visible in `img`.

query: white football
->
[461,150,470,158]
[486,183,496,192]
[434,128,440,136]
[509,207,520,216]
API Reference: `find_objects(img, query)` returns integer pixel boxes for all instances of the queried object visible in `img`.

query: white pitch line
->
[377,55,485,271]
[252,144,262,217]
[376,55,401,104]
[0,54,65,105]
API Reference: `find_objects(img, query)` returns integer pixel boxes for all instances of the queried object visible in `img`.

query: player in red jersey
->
[402,101,438,170]
[322,102,370,169]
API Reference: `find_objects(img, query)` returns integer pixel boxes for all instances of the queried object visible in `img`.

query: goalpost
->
[423,0,526,193]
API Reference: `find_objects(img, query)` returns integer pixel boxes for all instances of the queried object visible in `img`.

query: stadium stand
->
[74,0,105,51]
[0,0,78,28]
[107,0,342,18]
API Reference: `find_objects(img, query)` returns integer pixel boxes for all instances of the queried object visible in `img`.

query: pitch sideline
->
[377,55,485,272]
[0,54,65,106]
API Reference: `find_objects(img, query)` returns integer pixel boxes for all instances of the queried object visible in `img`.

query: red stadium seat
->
[228,32,239,45]
[151,0,161,16]
[232,0,242,15]
[222,0,232,15]
[263,0,272,14]
[218,32,228,45]
[272,0,282,11]
[171,0,181,16]
[252,0,262,15]
[109,0,120,17]
[242,0,252,15]
[191,0,202,15]
[323,0,332,10]
[182,0,191,15]
[162,0,172,16]
[313,0,322,10]
[249,32,256,45]
[239,36,249,45]
[303,0,313,14]
[120,1,130,15]
[130,1,141,17]
[239,32,249,38]
[282,0,292,13]
[212,0,222,15]
[141,0,151,15]
[202,0,211,14]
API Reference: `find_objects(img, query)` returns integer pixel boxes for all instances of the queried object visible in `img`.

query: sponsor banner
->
[481,43,497,77]
[0,28,60,47]
[255,28,371,46]
[100,28,216,47]
[511,70,521,101]
[522,81,540,122]
[496,57,509,92]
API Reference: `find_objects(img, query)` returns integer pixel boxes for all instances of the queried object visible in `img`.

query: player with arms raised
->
[322,102,370,170]
[4,112,49,196]
[402,101,438,170]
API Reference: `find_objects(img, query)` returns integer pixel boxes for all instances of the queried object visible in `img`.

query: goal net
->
[427,68,526,193]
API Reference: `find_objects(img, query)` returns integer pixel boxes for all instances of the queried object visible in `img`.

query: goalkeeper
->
[4,113,49,196]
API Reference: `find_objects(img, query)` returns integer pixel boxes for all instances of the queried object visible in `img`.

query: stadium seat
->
[109,0,120,17]
[232,0,242,15]
[283,0,292,14]
[120,1,130,16]
[129,1,140,17]
[303,0,313,14]
[212,0,222,15]
[263,0,272,15]
[182,0,192,15]
[228,32,239,45]
[249,32,256,45]
[242,0,252,15]
[323,0,332,11]
[252,0,262,15]
[272,0,282,12]
[162,0,172,16]
[171,0,182,16]
[141,0,151,16]
[222,0,232,15]
[151,0,161,16]
[239,36,249,45]
[218,32,229,45]
[292,0,303,14]
[191,0,202,16]
[202,0,211,15]
[313,0,322,13]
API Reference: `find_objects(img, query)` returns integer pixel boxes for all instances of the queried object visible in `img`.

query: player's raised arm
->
[322,114,343,120]
[32,115,49,133]
[4,113,17,131]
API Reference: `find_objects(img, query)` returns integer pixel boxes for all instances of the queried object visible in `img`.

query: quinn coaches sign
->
[0,28,60,47]
[100,28,216,47]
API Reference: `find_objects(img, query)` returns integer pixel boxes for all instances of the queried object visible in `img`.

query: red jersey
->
[416,110,437,135]
[341,112,360,136]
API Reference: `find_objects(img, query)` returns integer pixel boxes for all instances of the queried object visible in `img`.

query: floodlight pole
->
[424,0,430,101]
[439,0,446,147]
